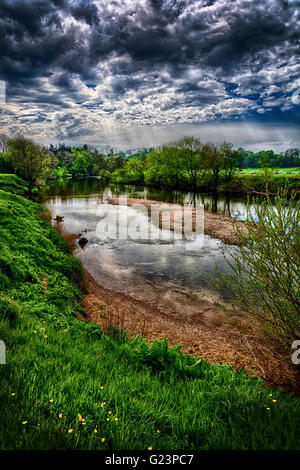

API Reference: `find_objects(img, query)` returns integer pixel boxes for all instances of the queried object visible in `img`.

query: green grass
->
[240,167,300,175]
[0,174,28,195]
[1,174,300,450]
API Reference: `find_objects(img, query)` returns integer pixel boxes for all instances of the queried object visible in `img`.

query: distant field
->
[240,167,300,175]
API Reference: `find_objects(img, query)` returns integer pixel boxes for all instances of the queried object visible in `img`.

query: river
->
[44,179,255,318]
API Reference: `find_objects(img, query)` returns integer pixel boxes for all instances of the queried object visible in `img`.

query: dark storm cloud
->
[0,0,299,146]
[1,0,298,83]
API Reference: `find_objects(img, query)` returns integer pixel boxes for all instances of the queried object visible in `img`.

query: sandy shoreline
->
[108,197,247,245]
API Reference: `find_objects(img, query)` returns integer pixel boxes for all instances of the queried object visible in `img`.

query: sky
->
[0,0,299,152]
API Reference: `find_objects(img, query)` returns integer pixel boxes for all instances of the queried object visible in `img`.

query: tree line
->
[0,133,299,194]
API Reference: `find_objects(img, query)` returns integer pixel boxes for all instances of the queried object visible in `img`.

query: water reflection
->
[45,179,258,220]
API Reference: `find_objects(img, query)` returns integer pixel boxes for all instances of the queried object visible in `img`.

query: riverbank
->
[2,174,300,450]
[83,269,297,392]
[108,197,247,245]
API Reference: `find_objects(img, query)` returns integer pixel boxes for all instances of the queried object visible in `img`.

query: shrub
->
[0,295,20,326]
[216,189,300,349]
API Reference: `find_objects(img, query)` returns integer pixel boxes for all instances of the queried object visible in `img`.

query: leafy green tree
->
[169,137,206,187]
[258,152,275,189]
[202,142,223,189]
[144,146,186,187]
[70,148,94,178]
[221,143,243,180]
[7,134,56,195]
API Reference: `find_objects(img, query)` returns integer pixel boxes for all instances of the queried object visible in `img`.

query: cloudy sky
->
[0,0,299,151]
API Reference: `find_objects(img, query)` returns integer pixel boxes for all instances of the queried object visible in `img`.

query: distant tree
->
[221,143,243,180]
[145,146,186,187]
[70,148,94,178]
[7,134,56,196]
[170,137,206,187]
[258,152,275,189]
[203,142,223,189]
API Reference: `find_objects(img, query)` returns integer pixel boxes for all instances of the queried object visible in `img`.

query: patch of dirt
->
[108,197,247,245]
[83,269,299,394]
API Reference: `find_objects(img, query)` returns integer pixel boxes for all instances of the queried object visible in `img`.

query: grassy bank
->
[1,175,300,450]
[222,170,300,194]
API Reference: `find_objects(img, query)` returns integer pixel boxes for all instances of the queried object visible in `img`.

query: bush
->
[217,190,300,349]
[0,295,20,326]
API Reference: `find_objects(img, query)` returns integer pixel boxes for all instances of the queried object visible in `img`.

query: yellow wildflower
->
[148,447,153,450]
[11,393,16,396]
[266,407,270,410]
[44,335,48,339]
[114,418,118,421]
[157,430,160,433]
[100,386,104,390]
[100,402,106,408]
[94,429,98,433]
[101,438,105,443]
[58,413,63,419]
[22,421,27,425]
[68,429,73,433]
[108,411,112,415]
[49,399,53,403]
[272,400,277,403]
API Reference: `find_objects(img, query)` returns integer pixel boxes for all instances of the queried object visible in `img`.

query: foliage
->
[111,157,145,184]
[2,176,300,449]
[0,174,28,195]
[216,190,300,349]
[6,134,57,194]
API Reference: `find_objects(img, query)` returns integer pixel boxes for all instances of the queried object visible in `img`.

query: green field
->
[1,174,300,450]
[240,167,300,176]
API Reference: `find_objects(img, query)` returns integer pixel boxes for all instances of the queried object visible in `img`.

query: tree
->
[202,142,223,189]
[221,143,243,180]
[144,146,186,187]
[258,152,275,189]
[7,134,56,195]
[170,137,206,187]
[70,148,94,178]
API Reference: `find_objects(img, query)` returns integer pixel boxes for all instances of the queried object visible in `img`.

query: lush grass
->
[1,175,300,450]
[0,174,28,195]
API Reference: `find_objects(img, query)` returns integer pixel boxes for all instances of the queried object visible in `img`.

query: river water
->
[44,179,254,318]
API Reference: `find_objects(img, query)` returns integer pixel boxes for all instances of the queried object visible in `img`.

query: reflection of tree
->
[225,196,231,218]
[211,192,218,213]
